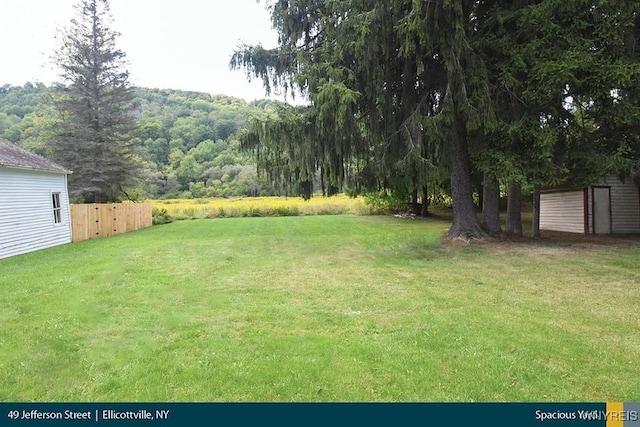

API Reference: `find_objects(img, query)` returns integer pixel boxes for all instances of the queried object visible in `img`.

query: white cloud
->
[1,0,294,102]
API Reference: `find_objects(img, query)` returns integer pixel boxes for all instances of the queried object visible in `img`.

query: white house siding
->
[540,190,586,233]
[596,176,640,234]
[0,167,72,259]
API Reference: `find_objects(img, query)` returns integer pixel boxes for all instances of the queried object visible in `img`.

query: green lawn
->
[1,215,639,402]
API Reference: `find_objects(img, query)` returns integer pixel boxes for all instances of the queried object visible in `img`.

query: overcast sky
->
[1,0,294,102]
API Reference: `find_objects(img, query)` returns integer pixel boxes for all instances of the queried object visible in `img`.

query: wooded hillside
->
[0,83,281,199]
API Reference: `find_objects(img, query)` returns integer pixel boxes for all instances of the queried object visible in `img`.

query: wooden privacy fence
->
[70,203,153,243]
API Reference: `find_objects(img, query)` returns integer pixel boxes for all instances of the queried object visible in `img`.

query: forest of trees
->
[0,83,283,199]
[232,0,640,238]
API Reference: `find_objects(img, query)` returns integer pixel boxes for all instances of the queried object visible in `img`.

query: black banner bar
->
[0,403,611,427]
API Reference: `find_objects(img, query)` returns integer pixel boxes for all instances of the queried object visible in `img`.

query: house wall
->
[540,189,586,234]
[592,176,640,234]
[0,167,72,259]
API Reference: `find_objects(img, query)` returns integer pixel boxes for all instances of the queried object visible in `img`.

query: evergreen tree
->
[233,0,492,237]
[50,0,138,202]
[474,0,640,237]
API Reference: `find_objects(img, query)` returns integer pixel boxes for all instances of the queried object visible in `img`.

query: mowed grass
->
[1,215,639,402]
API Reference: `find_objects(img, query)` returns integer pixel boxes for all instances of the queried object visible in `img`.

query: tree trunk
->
[421,184,429,217]
[505,183,523,237]
[481,172,502,236]
[447,109,486,239]
[411,188,419,215]
[532,185,541,238]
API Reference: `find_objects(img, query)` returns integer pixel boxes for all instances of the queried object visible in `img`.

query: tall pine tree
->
[233,0,492,238]
[51,0,137,203]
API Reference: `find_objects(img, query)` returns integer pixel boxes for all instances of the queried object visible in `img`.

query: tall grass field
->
[151,195,367,221]
[1,215,638,401]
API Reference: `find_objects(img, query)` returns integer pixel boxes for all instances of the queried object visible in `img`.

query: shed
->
[0,138,72,259]
[540,175,640,235]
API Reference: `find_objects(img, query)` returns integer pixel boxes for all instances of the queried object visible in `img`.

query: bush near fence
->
[70,203,153,243]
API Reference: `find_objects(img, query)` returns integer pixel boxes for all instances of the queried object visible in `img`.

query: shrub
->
[152,207,174,225]
[273,205,301,216]
[363,191,408,215]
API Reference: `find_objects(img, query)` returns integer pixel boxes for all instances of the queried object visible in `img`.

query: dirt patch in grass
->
[463,230,640,256]
[538,230,640,245]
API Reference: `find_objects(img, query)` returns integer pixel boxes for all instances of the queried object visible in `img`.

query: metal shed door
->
[592,187,612,234]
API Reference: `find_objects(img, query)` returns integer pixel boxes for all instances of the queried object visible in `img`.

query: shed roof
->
[0,138,70,174]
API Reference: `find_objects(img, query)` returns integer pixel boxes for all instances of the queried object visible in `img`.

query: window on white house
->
[52,193,62,224]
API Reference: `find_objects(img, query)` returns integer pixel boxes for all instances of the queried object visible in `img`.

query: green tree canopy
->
[234,0,639,238]
[233,0,494,237]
